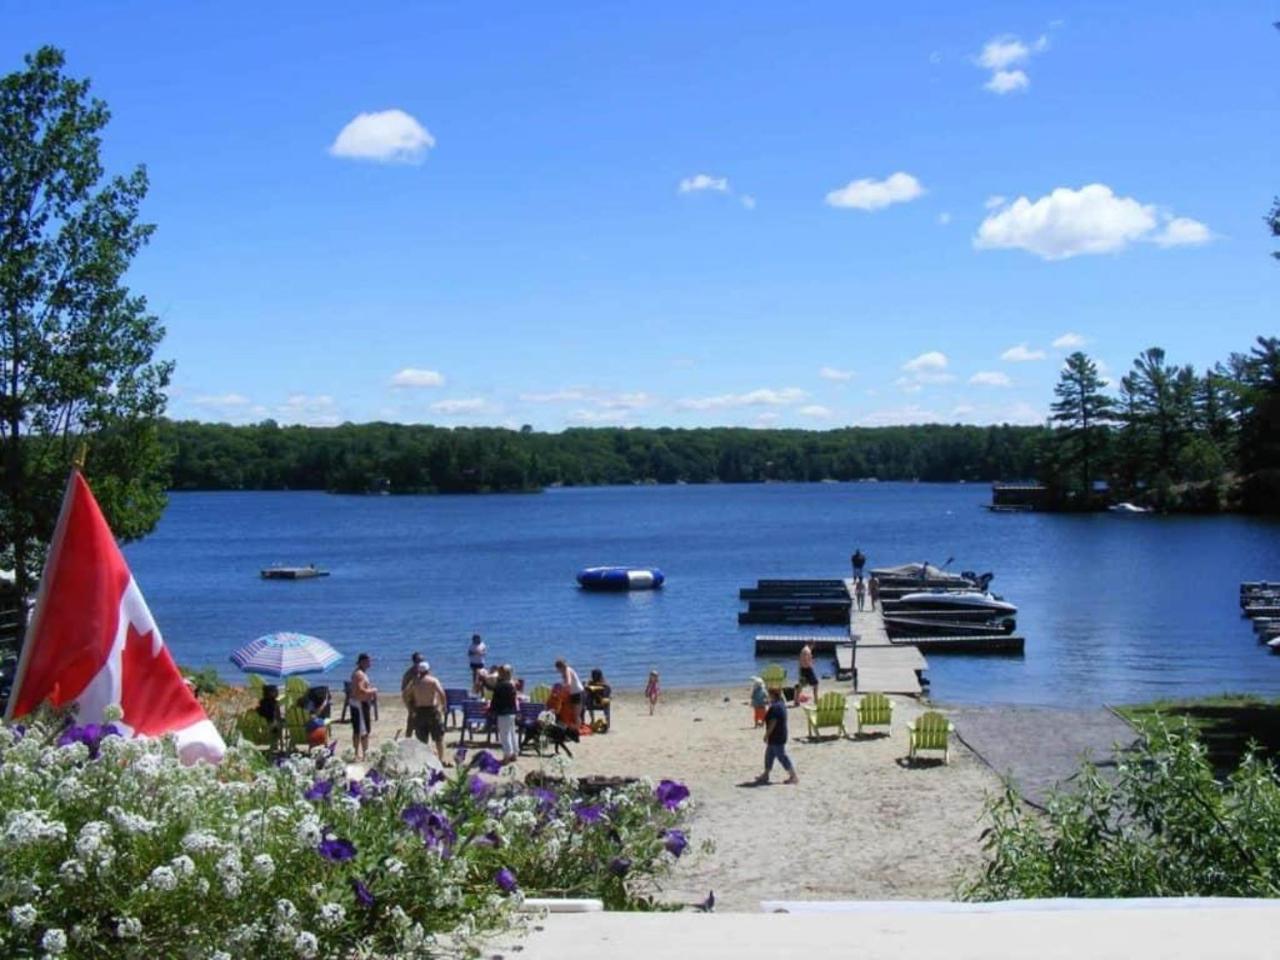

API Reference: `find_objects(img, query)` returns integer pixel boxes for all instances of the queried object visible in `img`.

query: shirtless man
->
[406,661,450,767]
[798,643,819,704]
[350,653,378,761]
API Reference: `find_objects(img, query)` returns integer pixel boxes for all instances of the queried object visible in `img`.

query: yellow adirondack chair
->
[530,684,552,705]
[760,663,788,690]
[804,691,848,739]
[907,710,955,764]
[855,692,893,736]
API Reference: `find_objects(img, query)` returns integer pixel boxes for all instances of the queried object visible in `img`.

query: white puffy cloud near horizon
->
[902,351,948,373]
[679,173,729,193]
[825,172,924,211]
[975,184,1212,260]
[1001,343,1046,362]
[970,371,1013,387]
[390,368,446,388]
[897,351,955,392]
[676,387,806,411]
[1052,332,1087,349]
[798,404,834,419]
[819,366,854,382]
[277,393,340,427]
[329,109,435,163]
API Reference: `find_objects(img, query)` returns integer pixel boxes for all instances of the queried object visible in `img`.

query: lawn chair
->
[246,674,265,697]
[457,700,495,746]
[760,663,787,690]
[530,684,552,705]
[855,692,893,736]
[444,688,469,729]
[236,709,275,749]
[284,675,309,705]
[517,701,546,756]
[907,710,955,764]
[585,687,611,731]
[804,691,848,740]
[284,704,324,752]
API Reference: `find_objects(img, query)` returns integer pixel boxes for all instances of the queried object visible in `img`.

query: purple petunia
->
[402,805,456,850]
[529,787,557,814]
[453,747,468,766]
[470,750,502,775]
[318,837,356,862]
[495,867,518,893]
[304,779,333,802]
[573,803,604,824]
[655,779,690,810]
[346,780,364,801]
[468,775,492,800]
[662,828,688,859]
[57,722,121,759]
[427,768,447,787]
[608,856,632,877]
[350,877,375,908]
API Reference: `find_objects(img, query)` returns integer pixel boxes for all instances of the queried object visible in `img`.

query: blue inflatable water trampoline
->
[576,566,665,591]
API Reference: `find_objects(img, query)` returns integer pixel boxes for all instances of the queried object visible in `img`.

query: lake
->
[122,484,1280,707]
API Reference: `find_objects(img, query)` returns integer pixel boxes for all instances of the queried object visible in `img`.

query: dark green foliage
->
[963,720,1280,900]
[1048,352,1114,504]
[0,47,172,627]
[178,664,225,695]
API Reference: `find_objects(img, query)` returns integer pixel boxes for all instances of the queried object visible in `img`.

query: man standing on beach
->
[350,653,378,762]
[851,548,866,579]
[400,651,424,738]
[756,688,798,785]
[406,660,451,767]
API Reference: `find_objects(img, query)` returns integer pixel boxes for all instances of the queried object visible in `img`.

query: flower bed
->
[0,712,693,958]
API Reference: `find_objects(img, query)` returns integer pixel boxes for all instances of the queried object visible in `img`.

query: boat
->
[883,615,1017,638]
[576,567,665,591]
[261,565,330,580]
[1108,502,1151,514]
[892,590,1017,616]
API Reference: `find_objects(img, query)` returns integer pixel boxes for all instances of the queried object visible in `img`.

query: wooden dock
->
[753,635,855,680]
[846,579,927,695]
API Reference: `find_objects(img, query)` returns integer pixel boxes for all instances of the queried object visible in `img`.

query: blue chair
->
[457,700,494,746]
[517,701,546,756]
[585,686,611,731]
[444,688,468,729]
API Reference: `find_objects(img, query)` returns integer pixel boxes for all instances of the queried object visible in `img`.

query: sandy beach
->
[362,687,1001,912]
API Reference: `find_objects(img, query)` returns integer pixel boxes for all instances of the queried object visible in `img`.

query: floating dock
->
[753,635,855,680]
[261,565,330,580]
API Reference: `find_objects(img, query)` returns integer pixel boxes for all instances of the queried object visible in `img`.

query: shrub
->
[962,718,1280,900]
[0,714,693,958]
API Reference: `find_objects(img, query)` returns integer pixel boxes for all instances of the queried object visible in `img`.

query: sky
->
[3,2,1276,430]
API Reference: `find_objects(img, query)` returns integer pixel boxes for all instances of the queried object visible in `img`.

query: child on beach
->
[750,676,768,727]
[645,669,661,715]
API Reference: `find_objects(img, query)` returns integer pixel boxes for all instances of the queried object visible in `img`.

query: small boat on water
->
[1109,502,1152,514]
[884,614,1017,638]
[893,590,1017,616]
[261,565,330,580]
[577,567,665,591]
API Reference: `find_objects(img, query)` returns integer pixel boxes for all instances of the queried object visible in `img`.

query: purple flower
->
[655,779,690,810]
[350,877,375,908]
[529,787,557,814]
[470,750,502,775]
[304,779,333,802]
[468,775,492,800]
[318,837,356,862]
[427,768,447,787]
[364,768,386,787]
[573,803,604,824]
[495,867,518,893]
[608,856,632,877]
[453,747,468,766]
[401,804,431,830]
[346,780,364,801]
[662,829,688,859]
[57,722,121,759]
[473,830,502,848]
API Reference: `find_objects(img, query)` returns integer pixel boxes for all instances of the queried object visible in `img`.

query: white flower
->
[222,875,242,897]
[276,899,299,922]
[388,905,412,930]
[75,821,110,858]
[102,704,124,722]
[217,852,243,878]
[295,817,322,846]
[116,916,142,939]
[195,877,211,896]
[294,931,319,958]
[59,859,87,884]
[251,853,275,879]
[147,865,178,892]
[181,830,222,854]
[41,928,68,955]
[170,855,196,878]
[10,903,37,930]
[208,953,232,960]
[385,857,406,877]
[317,902,346,929]
[4,810,67,847]
[337,795,361,816]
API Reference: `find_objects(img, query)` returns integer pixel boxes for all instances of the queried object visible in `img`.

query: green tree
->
[1049,351,1114,503]
[0,47,171,636]
[1237,336,1280,510]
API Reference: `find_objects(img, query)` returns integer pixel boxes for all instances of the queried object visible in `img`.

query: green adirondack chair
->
[760,663,788,690]
[855,692,893,736]
[235,709,275,749]
[804,691,848,739]
[284,704,324,752]
[530,684,552,705]
[907,710,955,764]
[246,673,265,697]
[284,675,309,705]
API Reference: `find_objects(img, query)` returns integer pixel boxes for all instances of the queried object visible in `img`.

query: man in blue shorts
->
[755,687,799,785]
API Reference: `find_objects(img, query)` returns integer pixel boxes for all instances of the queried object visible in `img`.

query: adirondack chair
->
[529,684,552,705]
[516,701,547,756]
[457,700,495,746]
[236,709,275,749]
[284,676,309,705]
[443,688,469,729]
[246,673,265,697]
[760,664,787,690]
[907,710,955,764]
[284,704,324,751]
[855,692,893,736]
[804,691,848,739]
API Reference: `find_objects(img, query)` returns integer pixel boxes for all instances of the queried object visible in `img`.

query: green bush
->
[962,718,1280,900]
[178,665,226,696]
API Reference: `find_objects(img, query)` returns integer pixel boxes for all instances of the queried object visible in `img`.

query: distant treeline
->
[159,421,1047,493]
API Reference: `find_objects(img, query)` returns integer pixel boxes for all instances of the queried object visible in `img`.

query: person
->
[644,669,661,716]
[400,652,425,738]
[555,658,585,727]
[756,687,798,785]
[749,676,768,727]
[854,576,867,611]
[405,660,451,767]
[468,634,488,684]
[868,575,881,611]
[851,548,866,579]
[255,683,284,749]
[490,664,520,764]
[299,685,331,748]
[585,668,612,729]
[797,643,818,703]
[349,653,378,761]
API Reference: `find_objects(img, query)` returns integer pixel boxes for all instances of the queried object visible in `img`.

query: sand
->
[360,688,1002,912]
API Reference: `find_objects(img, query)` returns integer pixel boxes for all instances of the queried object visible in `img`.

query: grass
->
[1117,694,1280,776]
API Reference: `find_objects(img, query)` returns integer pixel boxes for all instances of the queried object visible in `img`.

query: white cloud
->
[1001,343,1046,362]
[679,173,729,194]
[676,387,806,411]
[520,389,586,403]
[951,403,976,418]
[569,409,632,425]
[985,69,1029,94]
[598,392,654,411]
[825,172,924,211]
[819,366,854,382]
[277,394,340,427]
[1153,216,1212,248]
[975,184,1163,260]
[390,368,446,388]
[902,351,949,373]
[938,211,952,226]
[970,371,1013,387]
[897,351,955,392]
[985,195,1007,210]
[1052,332,1087,349]
[329,109,435,163]
[430,398,489,416]
[741,195,757,210]
[798,405,834,418]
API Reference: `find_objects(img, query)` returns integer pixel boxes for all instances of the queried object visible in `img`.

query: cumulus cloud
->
[798,405,834,419]
[329,109,435,163]
[391,368,445,388]
[975,34,1048,95]
[973,184,1212,260]
[825,172,924,211]
[1052,332,1087,349]
[679,173,729,193]
[902,351,949,373]
[569,409,632,425]
[598,392,654,411]
[970,371,1013,387]
[676,387,806,411]
[985,195,1007,210]
[520,389,587,403]
[193,392,251,408]
[430,398,490,416]
[897,352,955,392]
[1001,344,1046,362]
[985,69,1029,94]
[819,366,854,382]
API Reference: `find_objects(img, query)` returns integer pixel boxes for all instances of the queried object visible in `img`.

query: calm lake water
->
[122,484,1280,707]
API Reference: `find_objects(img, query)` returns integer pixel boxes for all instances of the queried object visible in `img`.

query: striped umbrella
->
[230,632,343,677]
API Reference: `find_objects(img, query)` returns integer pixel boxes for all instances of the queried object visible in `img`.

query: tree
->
[0,47,172,638]
[1237,336,1280,510]
[1049,352,1114,503]
[1269,196,1279,260]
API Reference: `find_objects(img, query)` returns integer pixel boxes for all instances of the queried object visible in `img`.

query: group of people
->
[850,547,879,611]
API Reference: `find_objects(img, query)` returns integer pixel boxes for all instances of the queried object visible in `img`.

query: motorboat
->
[868,562,976,588]
[892,590,1017,616]
[261,564,330,580]
[576,567,665,591]
[884,615,1017,639]
[1108,502,1151,514]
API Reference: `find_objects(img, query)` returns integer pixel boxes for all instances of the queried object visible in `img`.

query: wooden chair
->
[907,710,955,764]
[855,692,893,736]
[803,691,848,739]
[443,688,469,729]
[457,700,495,746]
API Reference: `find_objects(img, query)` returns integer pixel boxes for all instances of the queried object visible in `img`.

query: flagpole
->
[4,468,80,721]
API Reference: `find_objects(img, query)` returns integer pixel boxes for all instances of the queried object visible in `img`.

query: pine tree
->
[1049,352,1115,504]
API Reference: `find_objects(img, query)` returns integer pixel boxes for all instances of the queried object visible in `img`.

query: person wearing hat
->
[405,659,450,767]
[400,652,425,738]
[749,676,768,727]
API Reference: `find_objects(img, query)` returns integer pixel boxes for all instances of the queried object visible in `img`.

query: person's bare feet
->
[753,773,769,785]
[784,774,799,785]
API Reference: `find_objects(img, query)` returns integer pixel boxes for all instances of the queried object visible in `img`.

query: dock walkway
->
[846,579,925,695]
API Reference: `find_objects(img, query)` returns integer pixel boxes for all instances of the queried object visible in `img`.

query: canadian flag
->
[6,471,225,763]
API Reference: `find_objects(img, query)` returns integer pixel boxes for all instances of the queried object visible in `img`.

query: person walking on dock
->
[851,548,866,579]
[755,687,799,785]
[797,643,818,703]
[868,575,881,611]
[854,577,867,611]
[400,651,424,738]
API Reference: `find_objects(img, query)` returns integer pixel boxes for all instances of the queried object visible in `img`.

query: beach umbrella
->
[230,632,343,677]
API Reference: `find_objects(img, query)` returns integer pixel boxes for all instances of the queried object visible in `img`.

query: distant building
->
[990,481,1048,510]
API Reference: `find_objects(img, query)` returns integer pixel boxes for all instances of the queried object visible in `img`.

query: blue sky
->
[4,2,1276,429]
